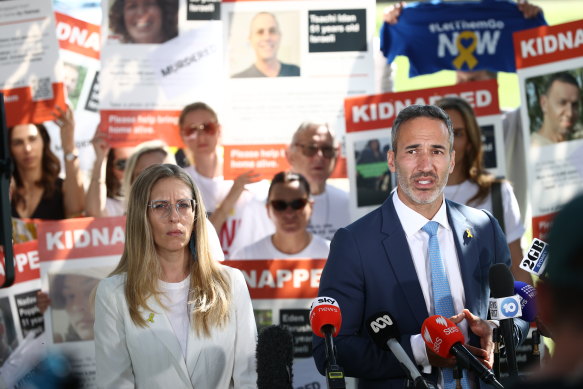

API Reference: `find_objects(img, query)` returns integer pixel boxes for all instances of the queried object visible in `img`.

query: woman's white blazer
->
[94,265,257,388]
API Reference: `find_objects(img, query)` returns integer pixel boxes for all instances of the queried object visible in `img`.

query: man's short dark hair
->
[391,105,453,153]
[542,72,580,96]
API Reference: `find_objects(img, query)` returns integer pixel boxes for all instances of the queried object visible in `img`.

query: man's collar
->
[392,189,450,238]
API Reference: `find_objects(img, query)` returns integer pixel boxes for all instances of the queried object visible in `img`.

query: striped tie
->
[422,221,469,389]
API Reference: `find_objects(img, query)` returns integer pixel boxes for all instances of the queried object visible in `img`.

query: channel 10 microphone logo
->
[500,296,520,318]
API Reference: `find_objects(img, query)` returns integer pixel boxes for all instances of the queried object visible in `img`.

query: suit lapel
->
[447,201,481,315]
[142,297,192,386]
[380,197,428,328]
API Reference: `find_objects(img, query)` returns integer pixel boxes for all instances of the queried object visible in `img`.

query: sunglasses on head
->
[294,143,336,158]
[269,198,309,212]
[182,121,219,138]
[114,159,127,171]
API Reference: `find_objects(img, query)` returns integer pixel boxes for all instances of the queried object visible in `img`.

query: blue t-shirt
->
[380,0,547,76]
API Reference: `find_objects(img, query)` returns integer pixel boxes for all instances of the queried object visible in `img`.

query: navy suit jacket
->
[313,195,528,388]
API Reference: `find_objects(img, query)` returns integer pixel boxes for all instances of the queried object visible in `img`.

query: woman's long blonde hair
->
[112,164,231,336]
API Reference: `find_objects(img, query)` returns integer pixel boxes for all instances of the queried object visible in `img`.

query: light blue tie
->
[422,221,470,389]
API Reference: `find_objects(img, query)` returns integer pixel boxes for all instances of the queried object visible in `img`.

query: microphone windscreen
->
[309,297,342,338]
[256,325,294,389]
[421,315,465,358]
[489,264,515,298]
[514,281,537,322]
[366,311,400,350]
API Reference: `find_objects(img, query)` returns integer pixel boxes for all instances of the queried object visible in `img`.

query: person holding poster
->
[178,102,273,258]
[9,106,85,220]
[286,121,349,241]
[436,97,530,284]
[94,164,257,388]
[314,105,528,388]
[531,72,582,147]
[232,12,300,78]
[108,0,178,44]
[85,129,135,217]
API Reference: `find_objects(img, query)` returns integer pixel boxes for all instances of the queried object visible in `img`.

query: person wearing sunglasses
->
[94,164,257,388]
[85,127,134,217]
[231,171,329,260]
[179,102,274,258]
[230,170,329,388]
[286,121,349,241]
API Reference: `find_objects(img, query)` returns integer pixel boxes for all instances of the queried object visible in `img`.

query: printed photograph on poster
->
[524,69,583,147]
[62,62,88,110]
[254,309,273,333]
[49,268,108,343]
[106,0,179,44]
[353,137,391,207]
[228,11,301,78]
[0,297,17,365]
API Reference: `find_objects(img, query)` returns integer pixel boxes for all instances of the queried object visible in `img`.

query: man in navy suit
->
[313,105,528,388]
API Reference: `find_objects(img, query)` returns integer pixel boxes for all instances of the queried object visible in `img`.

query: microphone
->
[421,315,503,389]
[514,281,537,322]
[366,312,433,389]
[310,296,346,389]
[489,263,519,378]
[256,325,294,389]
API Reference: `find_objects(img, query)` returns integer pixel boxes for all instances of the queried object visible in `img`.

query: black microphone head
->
[366,311,400,351]
[489,263,515,298]
[256,325,294,389]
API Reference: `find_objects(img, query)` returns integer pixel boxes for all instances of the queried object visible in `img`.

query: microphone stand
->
[322,324,346,389]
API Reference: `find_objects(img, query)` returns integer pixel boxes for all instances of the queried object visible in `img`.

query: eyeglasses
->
[182,121,219,139]
[147,199,196,218]
[114,159,127,171]
[269,198,309,212]
[294,143,336,158]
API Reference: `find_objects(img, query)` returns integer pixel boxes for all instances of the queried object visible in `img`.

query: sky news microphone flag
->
[380,0,547,77]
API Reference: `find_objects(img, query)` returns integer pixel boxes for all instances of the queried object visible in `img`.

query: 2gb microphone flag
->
[380,0,547,77]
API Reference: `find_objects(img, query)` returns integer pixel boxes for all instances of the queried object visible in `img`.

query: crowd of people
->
[3,0,583,387]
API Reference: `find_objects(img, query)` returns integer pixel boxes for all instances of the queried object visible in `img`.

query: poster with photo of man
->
[344,79,504,220]
[514,19,583,240]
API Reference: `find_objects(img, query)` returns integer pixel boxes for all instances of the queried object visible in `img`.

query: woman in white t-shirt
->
[436,97,531,284]
[178,102,273,258]
[231,171,329,389]
[231,171,329,260]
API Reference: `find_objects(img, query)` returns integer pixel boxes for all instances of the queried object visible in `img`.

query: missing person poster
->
[53,11,101,178]
[514,19,583,240]
[0,241,43,351]
[344,79,503,220]
[221,0,376,145]
[100,0,223,147]
[37,217,125,387]
[227,258,357,389]
[0,0,65,127]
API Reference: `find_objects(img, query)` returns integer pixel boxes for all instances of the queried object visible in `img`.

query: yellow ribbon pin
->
[465,228,473,239]
[147,313,155,323]
[453,31,478,70]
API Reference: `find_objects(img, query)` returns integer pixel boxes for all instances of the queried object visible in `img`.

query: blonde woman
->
[94,164,256,388]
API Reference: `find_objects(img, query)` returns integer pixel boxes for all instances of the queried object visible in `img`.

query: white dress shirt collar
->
[392,189,451,236]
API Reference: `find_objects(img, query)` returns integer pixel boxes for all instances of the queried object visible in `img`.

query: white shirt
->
[159,276,191,360]
[392,190,469,375]
[444,180,525,243]
[185,166,273,258]
[308,184,350,241]
[230,234,330,260]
